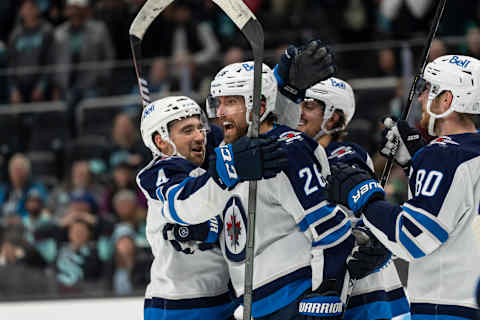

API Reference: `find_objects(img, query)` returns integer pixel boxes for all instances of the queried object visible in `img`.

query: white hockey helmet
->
[140,96,203,157]
[422,55,480,135]
[305,77,355,138]
[208,61,278,124]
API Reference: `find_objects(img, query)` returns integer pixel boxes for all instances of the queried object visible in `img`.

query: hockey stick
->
[129,0,175,108]
[380,0,447,187]
[210,1,264,319]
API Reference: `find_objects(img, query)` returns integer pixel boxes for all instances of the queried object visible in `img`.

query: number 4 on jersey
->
[156,169,169,186]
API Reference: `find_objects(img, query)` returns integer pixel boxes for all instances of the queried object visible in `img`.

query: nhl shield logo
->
[223,195,247,262]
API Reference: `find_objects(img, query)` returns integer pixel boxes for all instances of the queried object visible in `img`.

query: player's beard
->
[223,121,248,144]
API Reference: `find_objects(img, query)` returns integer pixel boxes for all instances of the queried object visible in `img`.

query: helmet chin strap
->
[426,95,455,136]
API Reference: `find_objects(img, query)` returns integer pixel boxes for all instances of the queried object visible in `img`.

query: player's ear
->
[326,112,340,131]
[154,134,171,155]
[260,100,266,117]
[441,91,453,112]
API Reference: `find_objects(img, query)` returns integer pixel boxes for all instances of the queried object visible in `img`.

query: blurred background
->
[0,0,479,302]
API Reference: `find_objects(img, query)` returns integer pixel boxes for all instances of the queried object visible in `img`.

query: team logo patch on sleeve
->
[328,146,354,159]
[429,136,459,146]
[278,131,304,144]
[223,196,247,262]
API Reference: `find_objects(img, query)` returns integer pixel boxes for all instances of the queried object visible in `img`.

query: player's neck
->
[317,134,332,148]
[259,122,274,135]
[436,118,477,136]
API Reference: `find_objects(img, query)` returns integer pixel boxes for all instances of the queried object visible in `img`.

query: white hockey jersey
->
[152,125,355,318]
[363,133,480,319]
[326,141,411,320]
[137,157,237,320]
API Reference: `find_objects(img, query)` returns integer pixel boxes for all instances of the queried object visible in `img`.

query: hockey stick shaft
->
[380,0,447,187]
[211,1,264,319]
[129,0,175,109]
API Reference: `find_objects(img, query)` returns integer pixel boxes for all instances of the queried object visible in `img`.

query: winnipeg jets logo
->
[279,131,303,144]
[328,146,354,159]
[430,136,459,146]
[227,213,242,250]
[223,196,247,262]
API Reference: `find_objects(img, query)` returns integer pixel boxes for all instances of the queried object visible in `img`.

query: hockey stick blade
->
[212,1,264,319]
[380,0,447,187]
[129,0,175,108]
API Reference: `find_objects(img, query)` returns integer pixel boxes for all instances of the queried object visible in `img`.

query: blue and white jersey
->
[363,133,480,319]
[152,125,354,318]
[137,157,236,320]
[326,142,411,320]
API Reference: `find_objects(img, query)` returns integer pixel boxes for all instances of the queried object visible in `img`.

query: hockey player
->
[326,55,480,319]
[137,95,287,320]
[203,60,356,320]
[296,77,411,319]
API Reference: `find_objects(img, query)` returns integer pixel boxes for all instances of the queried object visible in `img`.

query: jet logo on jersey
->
[223,196,247,262]
[429,136,459,146]
[279,131,304,144]
[328,146,354,160]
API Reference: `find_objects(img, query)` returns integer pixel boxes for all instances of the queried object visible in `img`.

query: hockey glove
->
[327,163,385,215]
[298,279,344,319]
[210,136,288,188]
[380,117,426,168]
[274,40,336,103]
[162,216,222,254]
[347,227,391,280]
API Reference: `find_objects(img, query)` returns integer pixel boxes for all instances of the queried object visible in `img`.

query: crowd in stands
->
[1,0,480,299]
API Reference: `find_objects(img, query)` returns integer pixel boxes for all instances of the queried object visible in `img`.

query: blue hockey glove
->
[162,216,222,254]
[298,280,344,319]
[210,136,288,188]
[274,40,336,103]
[380,117,426,168]
[327,163,385,215]
[347,227,391,280]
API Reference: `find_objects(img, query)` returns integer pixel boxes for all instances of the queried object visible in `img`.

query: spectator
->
[0,224,46,269]
[52,0,115,136]
[107,113,150,171]
[8,0,54,104]
[93,0,131,60]
[55,218,103,293]
[466,27,480,59]
[22,189,58,264]
[428,38,447,62]
[0,153,47,220]
[111,189,150,295]
[101,162,147,218]
[47,160,104,221]
[223,46,245,66]
[376,48,399,76]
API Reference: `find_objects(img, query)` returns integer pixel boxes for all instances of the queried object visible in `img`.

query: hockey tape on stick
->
[129,0,175,108]
[380,0,447,187]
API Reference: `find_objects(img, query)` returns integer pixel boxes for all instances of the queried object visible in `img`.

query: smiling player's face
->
[216,95,248,144]
[169,116,206,166]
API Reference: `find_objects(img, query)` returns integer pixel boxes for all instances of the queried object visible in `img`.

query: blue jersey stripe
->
[312,220,351,247]
[411,303,478,318]
[144,292,233,309]
[402,206,448,243]
[344,298,411,320]
[298,204,336,232]
[313,211,348,237]
[167,177,193,224]
[144,300,237,320]
[398,224,426,258]
[251,278,311,318]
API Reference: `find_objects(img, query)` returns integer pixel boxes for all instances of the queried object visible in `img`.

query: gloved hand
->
[274,40,336,103]
[327,163,385,215]
[162,216,222,254]
[380,117,426,168]
[298,279,344,319]
[210,136,288,188]
[347,227,391,280]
